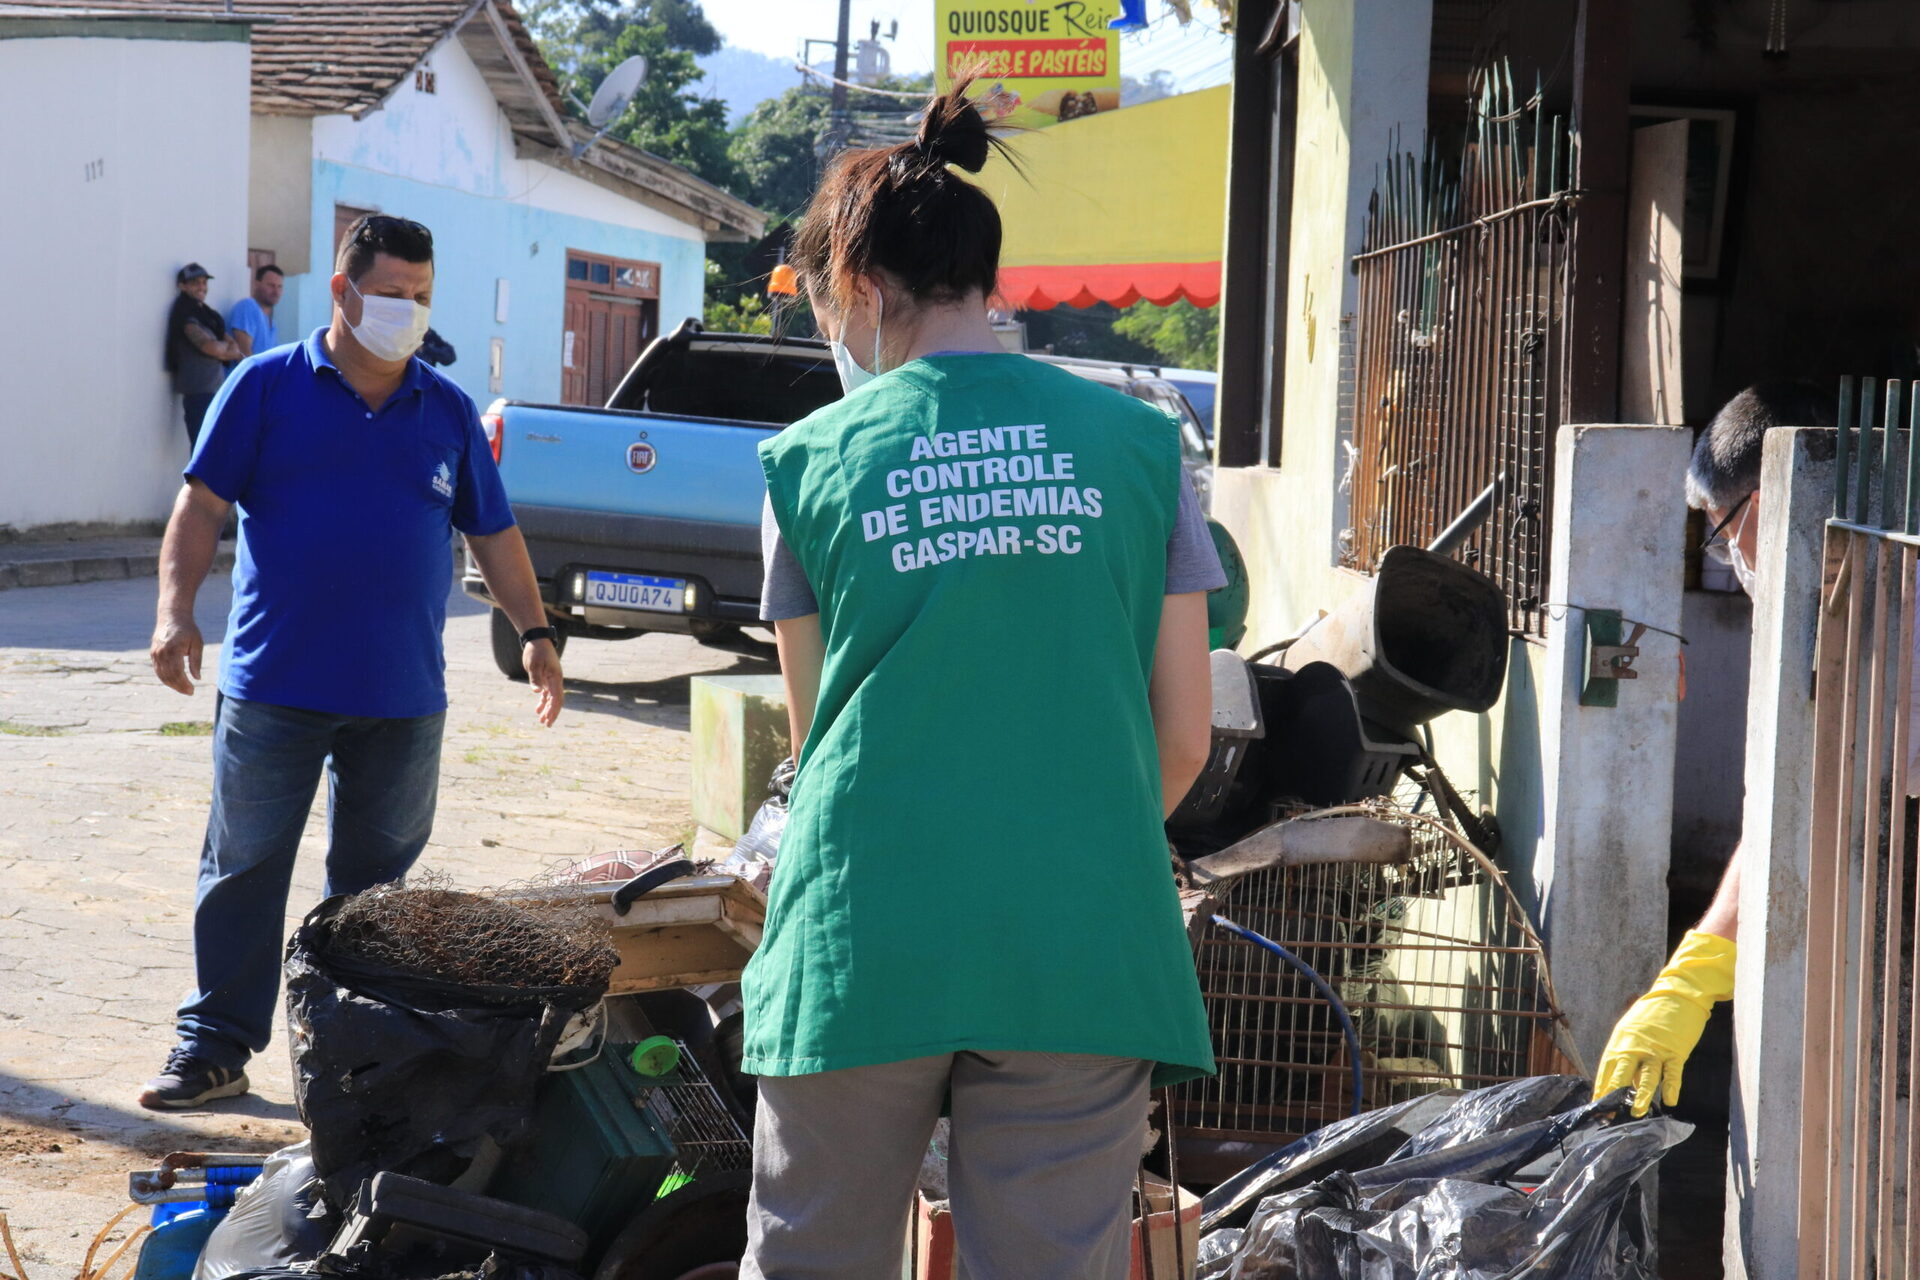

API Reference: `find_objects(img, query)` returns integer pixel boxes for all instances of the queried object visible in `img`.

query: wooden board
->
[572,875,767,994]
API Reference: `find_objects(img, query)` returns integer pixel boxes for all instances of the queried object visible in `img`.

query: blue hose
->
[1212,914,1365,1119]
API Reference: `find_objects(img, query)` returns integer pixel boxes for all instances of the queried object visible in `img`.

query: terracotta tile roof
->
[2,0,563,120]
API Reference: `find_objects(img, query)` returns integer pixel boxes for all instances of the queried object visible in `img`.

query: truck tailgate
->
[498,403,774,527]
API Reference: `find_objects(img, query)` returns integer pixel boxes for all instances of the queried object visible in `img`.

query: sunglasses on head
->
[357,215,432,247]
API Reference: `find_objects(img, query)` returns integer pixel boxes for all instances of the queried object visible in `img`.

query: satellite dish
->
[586,55,647,129]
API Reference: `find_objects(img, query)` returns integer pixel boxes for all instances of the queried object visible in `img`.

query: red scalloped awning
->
[996,262,1222,311]
[975,87,1229,314]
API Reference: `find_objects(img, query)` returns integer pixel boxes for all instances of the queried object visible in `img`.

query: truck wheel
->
[689,619,743,648]
[592,1172,749,1280]
[489,607,567,681]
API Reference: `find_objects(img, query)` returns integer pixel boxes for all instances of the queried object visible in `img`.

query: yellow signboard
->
[935,0,1122,131]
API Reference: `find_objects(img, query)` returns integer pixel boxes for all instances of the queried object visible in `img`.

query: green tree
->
[728,74,936,225]
[709,75,935,324]
[703,291,774,335]
[522,0,736,189]
[1112,298,1220,370]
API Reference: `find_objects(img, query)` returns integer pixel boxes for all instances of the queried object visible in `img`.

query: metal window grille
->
[1798,376,1920,1276]
[1345,67,1577,636]
[1171,798,1579,1145]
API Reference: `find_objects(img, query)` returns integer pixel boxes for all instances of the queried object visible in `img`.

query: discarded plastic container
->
[630,1035,682,1077]
[134,1205,225,1280]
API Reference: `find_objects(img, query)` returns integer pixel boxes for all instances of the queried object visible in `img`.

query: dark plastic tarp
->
[1195,1077,1690,1279]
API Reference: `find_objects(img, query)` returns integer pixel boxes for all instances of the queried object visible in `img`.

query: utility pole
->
[830,0,852,150]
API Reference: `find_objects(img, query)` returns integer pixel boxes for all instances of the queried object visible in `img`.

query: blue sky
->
[700,0,1235,93]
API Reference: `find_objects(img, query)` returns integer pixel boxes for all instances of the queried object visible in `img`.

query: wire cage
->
[638,1045,752,1178]
[1172,798,1580,1147]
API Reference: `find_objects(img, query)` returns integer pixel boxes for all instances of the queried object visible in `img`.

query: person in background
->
[166,264,249,445]
[418,328,456,368]
[140,214,564,1110]
[226,264,284,359]
[742,86,1217,1280]
[1594,381,1833,1117]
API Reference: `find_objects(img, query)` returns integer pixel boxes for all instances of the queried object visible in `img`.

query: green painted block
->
[690,675,791,840]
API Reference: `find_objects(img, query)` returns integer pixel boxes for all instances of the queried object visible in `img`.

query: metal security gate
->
[1800,376,1920,1276]
[1347,66,1576,636]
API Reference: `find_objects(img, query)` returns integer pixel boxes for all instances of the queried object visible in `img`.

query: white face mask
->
[1728,538,1757,596]
[829,289,885,394]
[347,278,430,362]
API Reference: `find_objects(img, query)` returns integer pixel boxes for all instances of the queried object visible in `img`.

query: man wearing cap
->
[141,214,565,1109]
[166,263,249,444]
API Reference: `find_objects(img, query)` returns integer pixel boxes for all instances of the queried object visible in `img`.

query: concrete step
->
[0,537,233,590]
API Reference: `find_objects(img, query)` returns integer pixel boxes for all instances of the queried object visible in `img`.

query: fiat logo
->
[627,442,657,473]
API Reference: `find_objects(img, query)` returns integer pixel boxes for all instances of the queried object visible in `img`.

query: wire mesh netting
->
[1174,799,1577,1145]
[327,872,619,990]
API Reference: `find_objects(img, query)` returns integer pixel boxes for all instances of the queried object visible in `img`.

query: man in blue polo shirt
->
[141,214,565,1110]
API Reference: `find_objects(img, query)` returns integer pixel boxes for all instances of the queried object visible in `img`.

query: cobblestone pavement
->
[0,575,775,1276]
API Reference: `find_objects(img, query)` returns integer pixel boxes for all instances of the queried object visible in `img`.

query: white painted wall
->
[307,33,699,241]
[277,31,712,406]
[249,114,313,274]
[0,28,251,532]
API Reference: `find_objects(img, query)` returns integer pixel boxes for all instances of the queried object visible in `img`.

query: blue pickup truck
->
[465,320,1244,679]
[463,321,840,677]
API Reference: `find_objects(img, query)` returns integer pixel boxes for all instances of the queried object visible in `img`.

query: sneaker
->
[138,1047,249,1110]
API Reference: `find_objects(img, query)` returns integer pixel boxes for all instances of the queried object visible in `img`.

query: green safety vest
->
[746,353,1215,1087]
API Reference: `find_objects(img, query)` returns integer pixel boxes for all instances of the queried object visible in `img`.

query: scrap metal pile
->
[122,865,764,1280]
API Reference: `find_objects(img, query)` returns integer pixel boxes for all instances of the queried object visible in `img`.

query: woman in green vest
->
[742,85,1219,1280]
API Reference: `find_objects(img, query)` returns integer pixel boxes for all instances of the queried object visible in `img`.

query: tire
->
[688,619,741,647]
[489,607,567,682]
[592,1172,750,1280]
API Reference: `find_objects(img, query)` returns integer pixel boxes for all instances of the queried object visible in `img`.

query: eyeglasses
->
[356,214,433,247]
[1701,491,1753,565]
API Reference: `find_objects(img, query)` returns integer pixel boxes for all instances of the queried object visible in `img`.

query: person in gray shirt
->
[166,263,249,446]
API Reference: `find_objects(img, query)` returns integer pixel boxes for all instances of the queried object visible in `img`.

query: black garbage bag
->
[285,897,607,1207]
[196,1143,338,1280]
[1384,1075,1591,1161]
[1200,1091,1462,1232]
[722,756,796,890]
[1194,1229,1244,1279]
[1214,1079,1690,1279]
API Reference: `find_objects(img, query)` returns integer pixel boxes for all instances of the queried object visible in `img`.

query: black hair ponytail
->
[912,88,994,174]
[793,79,1015,311]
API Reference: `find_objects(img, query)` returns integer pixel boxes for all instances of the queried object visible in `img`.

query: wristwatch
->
[519,625,559,648]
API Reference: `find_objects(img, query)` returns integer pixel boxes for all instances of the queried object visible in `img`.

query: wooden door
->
[562,289,592,404]
[562,250,661,406]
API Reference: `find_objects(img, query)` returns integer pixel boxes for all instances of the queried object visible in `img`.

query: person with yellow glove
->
[1595,382,1833,1116]
[1595,863,1739,1116]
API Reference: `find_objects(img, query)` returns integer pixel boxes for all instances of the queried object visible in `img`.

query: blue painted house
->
[229,0,762,408]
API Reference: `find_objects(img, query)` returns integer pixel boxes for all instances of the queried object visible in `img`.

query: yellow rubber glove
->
[1593,930,1736,1117]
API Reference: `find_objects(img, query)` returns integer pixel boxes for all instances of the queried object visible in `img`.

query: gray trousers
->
[742,1051,1153,1280]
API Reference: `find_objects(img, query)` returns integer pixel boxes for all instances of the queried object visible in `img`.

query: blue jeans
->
[175,694,445,1068]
